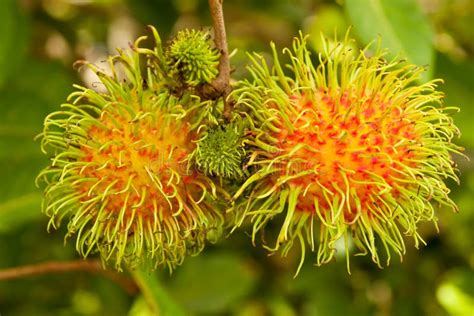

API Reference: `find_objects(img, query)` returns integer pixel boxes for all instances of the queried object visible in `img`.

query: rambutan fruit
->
[37,27,225,271]
[231,33,463,273]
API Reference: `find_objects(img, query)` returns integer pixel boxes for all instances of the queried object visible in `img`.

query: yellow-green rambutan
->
[166,29,220,87]
[37,27,225,271]
[231,33,463,273]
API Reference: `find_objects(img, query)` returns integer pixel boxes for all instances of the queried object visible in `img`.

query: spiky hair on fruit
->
[37,26,226,271]
[166,29,220,87]
[231,32,463,274]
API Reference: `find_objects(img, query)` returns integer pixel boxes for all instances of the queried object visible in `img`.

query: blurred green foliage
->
[0,0,472,315]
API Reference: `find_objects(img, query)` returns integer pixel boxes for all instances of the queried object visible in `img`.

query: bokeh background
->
[0,0,473,315]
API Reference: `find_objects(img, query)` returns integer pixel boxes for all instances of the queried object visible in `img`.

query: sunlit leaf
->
[303,5,349,53]
[437,269,474,316]
[129,296,155,316]
[345,0,434,80]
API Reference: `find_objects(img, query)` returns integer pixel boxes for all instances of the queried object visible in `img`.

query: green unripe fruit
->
[194,123,246,180]
[166,29,220,86]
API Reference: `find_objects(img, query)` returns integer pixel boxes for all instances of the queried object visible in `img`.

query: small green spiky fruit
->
[37,27,225,271]
[166,29,220,86]
[232,32,463,274]
[193,122,246,180]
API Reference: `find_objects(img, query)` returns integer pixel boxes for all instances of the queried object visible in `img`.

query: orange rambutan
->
[37,27,225,270]
[231,33,463,273]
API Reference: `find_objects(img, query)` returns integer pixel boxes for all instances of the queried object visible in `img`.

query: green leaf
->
[166,251,258,314]
[0,0,29,87]
[435,53,474,146]
[0,193,42,233]
[130,268,186,316]
[0,60,74,233]
[344,0,434,80]
[287,263,370,316]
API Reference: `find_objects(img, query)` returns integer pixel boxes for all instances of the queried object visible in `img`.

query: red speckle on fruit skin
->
[272,91,419,217]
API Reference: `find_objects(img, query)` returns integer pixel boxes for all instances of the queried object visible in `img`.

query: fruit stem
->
[130,267,186,315]
[207,0,233,120]
[0,260,138,295]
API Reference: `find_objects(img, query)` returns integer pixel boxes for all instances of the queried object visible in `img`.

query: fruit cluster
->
[38,27,462,273]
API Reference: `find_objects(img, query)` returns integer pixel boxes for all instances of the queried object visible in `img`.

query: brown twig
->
[0,260,138,295]
[206,0,233,119]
